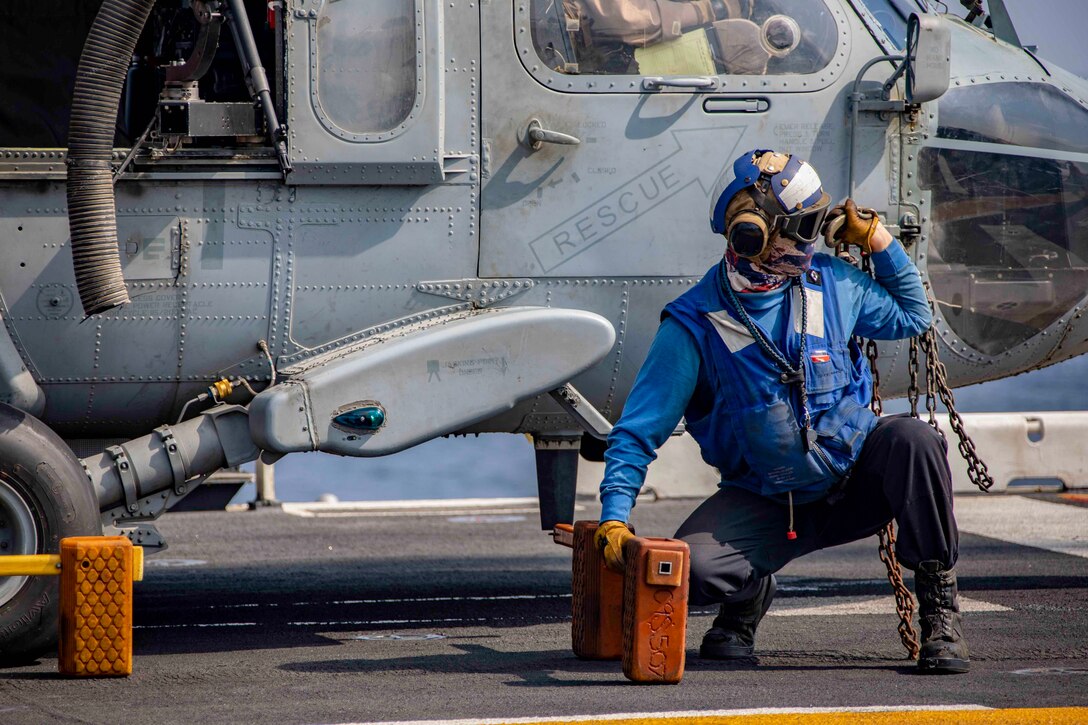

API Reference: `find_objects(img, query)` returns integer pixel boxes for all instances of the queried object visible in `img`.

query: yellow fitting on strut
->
[209,378,234,401]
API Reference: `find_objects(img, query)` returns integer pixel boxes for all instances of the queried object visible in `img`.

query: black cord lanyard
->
[718,262,815,451]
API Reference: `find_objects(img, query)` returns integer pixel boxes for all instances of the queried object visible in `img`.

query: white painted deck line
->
[280,497,542,517]
[767,595,1009,617]
[955,495,1088,559]
[358,704,991,725]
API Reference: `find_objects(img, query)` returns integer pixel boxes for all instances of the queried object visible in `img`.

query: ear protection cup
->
[726,210,770,259]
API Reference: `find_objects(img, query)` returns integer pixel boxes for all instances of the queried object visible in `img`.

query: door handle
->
[702,98,770,113]
[642,76,719,91]
[524,119,581,151]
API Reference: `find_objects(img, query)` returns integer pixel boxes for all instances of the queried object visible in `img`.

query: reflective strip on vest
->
[706,310,755,353]
[792,285,825,339]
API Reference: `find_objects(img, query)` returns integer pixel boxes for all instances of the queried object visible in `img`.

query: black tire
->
[0,404,101,664]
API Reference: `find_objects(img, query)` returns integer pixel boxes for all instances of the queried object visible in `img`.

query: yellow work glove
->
[594,520,634,574]
[822,198,881,255]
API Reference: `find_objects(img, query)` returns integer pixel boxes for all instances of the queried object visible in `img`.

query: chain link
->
[923,329,942,433]
[878,523,920,660]
[918,321,995,492]
[863,277,997,659]
[860,250,917,659]
[865,339,883,417]
[860,254,883,417]
[862,306,918,659]
[914,283,993,491]
[907,337,920,418]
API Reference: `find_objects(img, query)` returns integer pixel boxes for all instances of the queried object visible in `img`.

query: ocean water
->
[232,354,1088,504]
[238,434,539,503]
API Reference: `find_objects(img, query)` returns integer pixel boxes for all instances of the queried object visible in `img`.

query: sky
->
[955,0,1087,78]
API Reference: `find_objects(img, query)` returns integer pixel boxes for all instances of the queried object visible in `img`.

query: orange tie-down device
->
[553,521,690,684]
[0,536,143,677]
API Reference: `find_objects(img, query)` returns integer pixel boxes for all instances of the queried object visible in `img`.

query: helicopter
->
[0,0,1085,660]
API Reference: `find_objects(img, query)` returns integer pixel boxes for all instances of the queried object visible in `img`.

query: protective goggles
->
[770,192,832,243]
[728,189,831,259]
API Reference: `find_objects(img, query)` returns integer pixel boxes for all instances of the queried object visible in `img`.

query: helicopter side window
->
[920,149,1088,356]
[529,0,838,77]
[313,0,418,136]
[919,83,1088,356]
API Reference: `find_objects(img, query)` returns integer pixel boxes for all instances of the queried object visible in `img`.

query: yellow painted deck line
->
[362,707,1088,725]
[496,709,1088,725]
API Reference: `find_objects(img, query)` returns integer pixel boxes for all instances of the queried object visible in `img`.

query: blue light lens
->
[333,406,386,432]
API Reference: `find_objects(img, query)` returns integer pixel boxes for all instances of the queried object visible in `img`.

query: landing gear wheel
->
[0,404,100,664]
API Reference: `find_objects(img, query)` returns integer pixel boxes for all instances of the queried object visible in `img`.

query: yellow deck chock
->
[0,536,143,677]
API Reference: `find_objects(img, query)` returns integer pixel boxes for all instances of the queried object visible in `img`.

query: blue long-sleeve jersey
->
[599,242,931,523]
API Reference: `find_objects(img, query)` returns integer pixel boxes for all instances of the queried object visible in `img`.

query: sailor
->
[574,0,724,48]
[594,149,970,674]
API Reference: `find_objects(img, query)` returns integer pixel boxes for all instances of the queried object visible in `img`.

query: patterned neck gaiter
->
[725,235,817,292]
[723,194,817,292]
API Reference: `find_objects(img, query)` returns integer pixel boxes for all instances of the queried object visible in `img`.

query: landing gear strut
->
[534,435,581,530]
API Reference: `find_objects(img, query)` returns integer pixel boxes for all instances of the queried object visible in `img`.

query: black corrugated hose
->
[66,0,157,316]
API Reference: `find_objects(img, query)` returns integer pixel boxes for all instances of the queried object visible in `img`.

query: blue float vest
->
[663,255,878,502]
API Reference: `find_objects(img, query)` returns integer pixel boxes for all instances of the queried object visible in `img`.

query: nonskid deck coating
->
[0,495,1086,724]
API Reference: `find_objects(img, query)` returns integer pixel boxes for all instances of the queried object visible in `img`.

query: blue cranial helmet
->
[709,149,831,258]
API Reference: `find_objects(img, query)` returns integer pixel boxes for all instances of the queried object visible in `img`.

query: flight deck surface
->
[1,494,1086,724]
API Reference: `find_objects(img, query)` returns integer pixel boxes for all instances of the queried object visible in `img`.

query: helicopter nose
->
[917,66,1088,359]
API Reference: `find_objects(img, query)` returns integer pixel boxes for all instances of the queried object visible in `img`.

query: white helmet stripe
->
[778,161,823,211]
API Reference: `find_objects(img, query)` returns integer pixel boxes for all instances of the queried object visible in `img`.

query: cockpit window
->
[937,83,1088,155]
[314,0,418,137]
[529,0,838,77]
[920,148,1088,356]
[856,0,914,49]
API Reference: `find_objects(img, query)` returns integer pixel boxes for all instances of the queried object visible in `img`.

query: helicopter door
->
[284,0,479,186]
[479,0,850,278]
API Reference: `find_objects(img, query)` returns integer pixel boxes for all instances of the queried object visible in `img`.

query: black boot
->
[699,575,776,659]
[915,561,970,674]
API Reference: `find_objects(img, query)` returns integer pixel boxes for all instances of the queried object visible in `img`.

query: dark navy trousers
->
[675,415,959,607]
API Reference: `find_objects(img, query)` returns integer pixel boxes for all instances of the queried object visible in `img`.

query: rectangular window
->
[529,0,840,78]
[314,0,420,138]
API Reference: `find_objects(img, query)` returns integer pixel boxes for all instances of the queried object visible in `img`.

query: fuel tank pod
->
[249,306,615,456]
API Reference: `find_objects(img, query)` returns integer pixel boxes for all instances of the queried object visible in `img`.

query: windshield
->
[856,0,915,49]
[937,82,1088,155]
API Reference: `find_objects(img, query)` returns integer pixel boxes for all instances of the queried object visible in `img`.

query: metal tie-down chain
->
[875,515,919,659]
[858,248,919,659]
[917,286,996,493]
[851,247,996,660]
